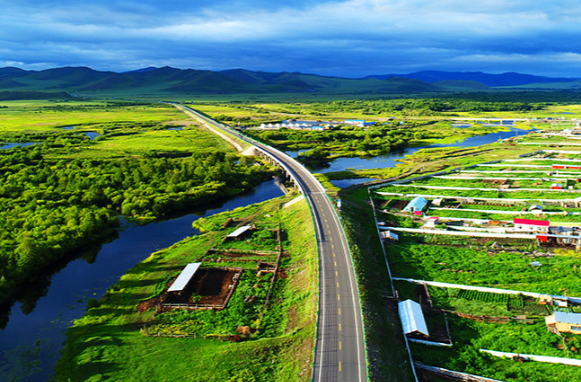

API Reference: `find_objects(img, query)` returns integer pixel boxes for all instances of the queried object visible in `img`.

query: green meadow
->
[56,196,318,382]
[0,101,184,131]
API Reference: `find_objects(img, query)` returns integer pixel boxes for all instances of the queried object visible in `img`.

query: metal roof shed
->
[227,225,252,238]
[379,230,399,241]
[398,299,429,337]
[168,263,201,292]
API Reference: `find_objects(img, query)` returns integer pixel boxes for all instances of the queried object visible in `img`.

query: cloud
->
[1,0,581,76]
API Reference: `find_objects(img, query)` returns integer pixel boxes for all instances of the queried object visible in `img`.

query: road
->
[175,104,368,382]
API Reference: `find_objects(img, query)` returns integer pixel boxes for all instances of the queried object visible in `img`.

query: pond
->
[0,180,284,382]
[0,142,38,150]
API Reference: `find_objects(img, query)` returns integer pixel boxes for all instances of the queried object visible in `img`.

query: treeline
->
[246,121,448,165]
[0,145,270,308]
[304,98,540,115]
[0,90,73,101]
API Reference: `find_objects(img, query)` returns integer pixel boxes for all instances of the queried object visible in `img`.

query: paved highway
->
[175,104,368,382]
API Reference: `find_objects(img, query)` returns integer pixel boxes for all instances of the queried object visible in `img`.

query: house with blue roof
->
[546,311,581,333]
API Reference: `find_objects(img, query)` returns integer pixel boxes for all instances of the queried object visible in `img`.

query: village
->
[368,143,581,373]
[254,118,377,130]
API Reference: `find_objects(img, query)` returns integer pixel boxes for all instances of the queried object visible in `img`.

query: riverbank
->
[55,195,318,382]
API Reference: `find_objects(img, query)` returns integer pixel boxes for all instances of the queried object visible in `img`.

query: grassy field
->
[56,195,318,382]
[0,101,185,131]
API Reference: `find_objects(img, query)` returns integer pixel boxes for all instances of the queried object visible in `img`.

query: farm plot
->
[386,240,581,296]
[395,176,581,192]
[57,196,318,382]
[377,183,581,200]
[161,268,243,308]
[374,135,581,381]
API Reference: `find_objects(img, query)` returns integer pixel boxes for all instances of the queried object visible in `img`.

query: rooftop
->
[398,299,429,337]
[513,218,550,227]
[168,263,201,292]
[553,311,581,325]
[403,196,429,213]
[227,225,252,238]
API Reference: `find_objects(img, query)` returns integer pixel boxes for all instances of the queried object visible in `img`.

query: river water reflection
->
[297,127,534,187]
[0,180,284,382]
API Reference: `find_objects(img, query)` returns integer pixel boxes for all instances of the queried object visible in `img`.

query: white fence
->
[375,191,580,203]
[429,207,581,216]
[381,226,536,239]
[481,349,581,367]
[393,184,581,194]
[414,362,504,382]
[392,277,581,304]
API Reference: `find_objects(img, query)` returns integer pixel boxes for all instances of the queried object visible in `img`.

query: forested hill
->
[0,66,577,96]
[0,66,444,95]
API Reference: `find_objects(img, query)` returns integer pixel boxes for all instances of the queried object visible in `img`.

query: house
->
[545,311,581,334]
[528,205,544,215]
[539,295,569,307]
[344,119,365,127]
[403,196,429,214]
[398,299,429,338]
[551,183,563,190]
[424,217,439,229]
[513,218,550,233]
[432,198,444,207]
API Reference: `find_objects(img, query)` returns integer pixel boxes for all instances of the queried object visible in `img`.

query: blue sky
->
[2,0,580,77]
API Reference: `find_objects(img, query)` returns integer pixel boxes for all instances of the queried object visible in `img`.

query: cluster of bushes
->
[0,143,271,308]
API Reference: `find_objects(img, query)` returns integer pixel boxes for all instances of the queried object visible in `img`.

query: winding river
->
[0,126,532,381]
[0,180,284,382]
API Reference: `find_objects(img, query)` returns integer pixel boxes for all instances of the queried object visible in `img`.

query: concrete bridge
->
[244,145,304,193]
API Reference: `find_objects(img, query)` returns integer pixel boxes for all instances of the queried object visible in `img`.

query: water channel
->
[0,126,532,381]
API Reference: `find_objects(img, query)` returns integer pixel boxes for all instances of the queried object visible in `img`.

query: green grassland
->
[56,195,318,382]
[52,124,232,159]
[0,101,184,131]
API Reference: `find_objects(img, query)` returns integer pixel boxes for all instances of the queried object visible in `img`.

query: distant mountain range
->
[0,66,578,97]
[365,71,579,87]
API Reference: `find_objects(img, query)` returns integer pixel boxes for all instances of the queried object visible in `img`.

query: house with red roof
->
[513,218,550,233]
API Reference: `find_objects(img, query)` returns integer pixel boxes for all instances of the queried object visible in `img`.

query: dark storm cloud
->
[1,0,581,76]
